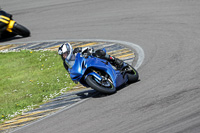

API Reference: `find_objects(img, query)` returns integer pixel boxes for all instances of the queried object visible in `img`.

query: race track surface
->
[1,0,200,133]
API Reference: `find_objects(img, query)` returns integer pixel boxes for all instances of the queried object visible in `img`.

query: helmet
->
[58,43,73,60]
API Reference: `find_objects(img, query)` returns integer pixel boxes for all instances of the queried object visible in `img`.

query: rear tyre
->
[13,23,30,37]
[86,75,116,94]
[124,65,139,83]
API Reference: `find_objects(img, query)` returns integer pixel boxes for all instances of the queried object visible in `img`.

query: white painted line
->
[52,39,145,70]
[1,39,145,69]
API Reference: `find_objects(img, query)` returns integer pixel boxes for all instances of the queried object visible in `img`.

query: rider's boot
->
[95,49,124,69]
[108,56,124,70]
[114,58,124,70]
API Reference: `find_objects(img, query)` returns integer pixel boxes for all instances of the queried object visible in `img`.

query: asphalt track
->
[1,0,200,133]
[0,40,142,132]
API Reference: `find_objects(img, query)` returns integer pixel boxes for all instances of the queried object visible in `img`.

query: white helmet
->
[58,43,73,60]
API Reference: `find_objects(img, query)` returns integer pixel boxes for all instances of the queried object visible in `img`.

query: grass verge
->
[0,50,75,123]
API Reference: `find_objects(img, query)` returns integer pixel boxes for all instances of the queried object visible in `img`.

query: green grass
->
[0,50,75,123]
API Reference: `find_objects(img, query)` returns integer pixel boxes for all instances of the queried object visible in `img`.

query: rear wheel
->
[123,65,139,83]
[13,23,30,37]
[86,74,116,94]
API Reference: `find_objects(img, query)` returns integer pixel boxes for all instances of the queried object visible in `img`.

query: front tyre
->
[86,75,116,94]
[12,23,30,37]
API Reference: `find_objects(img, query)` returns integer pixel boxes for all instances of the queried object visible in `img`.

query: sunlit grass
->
[0,50,75,123]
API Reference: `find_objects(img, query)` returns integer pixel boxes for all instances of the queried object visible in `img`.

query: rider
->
[58,43,123,72]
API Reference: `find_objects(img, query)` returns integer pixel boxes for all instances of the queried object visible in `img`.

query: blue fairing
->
[68,52,127,88]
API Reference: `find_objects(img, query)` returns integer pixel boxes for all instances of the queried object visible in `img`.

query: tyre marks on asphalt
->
[0,40,136,132]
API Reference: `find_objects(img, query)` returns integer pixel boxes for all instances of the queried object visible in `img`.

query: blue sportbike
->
[68,48,139,94]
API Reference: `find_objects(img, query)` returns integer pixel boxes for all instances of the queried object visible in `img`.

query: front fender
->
[84,70,117,88]
[85,72,102,81]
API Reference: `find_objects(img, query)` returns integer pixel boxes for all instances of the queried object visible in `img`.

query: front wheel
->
[86,75,116,94]
[12,23,30,37]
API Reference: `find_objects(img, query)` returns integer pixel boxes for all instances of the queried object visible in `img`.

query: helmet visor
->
[62,51,70,59]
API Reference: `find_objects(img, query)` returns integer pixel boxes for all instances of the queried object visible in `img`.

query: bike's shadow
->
[84,80,140,98]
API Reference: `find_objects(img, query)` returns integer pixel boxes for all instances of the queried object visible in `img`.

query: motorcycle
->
[69,48,139,94]
[0,10,30,39]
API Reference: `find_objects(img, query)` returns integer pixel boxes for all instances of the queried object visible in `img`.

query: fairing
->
[69,52,127,88]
